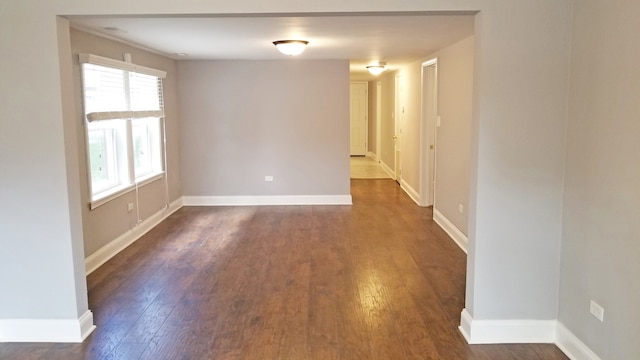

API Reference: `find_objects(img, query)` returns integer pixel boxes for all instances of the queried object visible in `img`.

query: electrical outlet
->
[458,204,464,213]
[265,176,274,182]
[590,300,604,322]
[127,202,134,212]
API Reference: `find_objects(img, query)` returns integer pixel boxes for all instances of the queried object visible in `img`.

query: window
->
[80,54,166,208]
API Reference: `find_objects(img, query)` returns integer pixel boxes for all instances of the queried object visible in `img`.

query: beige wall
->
[177,60,350,197]
[69,29,182,256]
[392,36,474,237]
[432,36,474,235]
[379,71,397,170]
[367,81,377,156]
[396,63,422,194]
[559,0,640,358]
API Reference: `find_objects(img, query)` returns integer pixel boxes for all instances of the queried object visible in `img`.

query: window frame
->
[79,54,167,210]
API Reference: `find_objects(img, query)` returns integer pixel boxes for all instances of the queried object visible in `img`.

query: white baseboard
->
[458,308,556,344]
[378,161,396,179]
[400,179,421,205]
[182,195,352,206]
[433,208,468,253]
[459,310,602,360]
[0,310,95,343]
[85,198,183,275]
[556,322,603,360]
[366,151,377,160]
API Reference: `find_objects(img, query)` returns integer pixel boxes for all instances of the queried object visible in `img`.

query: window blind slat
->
[86,110,165,122]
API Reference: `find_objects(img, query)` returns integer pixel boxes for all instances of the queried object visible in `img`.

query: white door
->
[350,82,367,156]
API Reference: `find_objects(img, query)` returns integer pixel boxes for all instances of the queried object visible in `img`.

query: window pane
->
[88,127,118,193]
[133,121,152,177]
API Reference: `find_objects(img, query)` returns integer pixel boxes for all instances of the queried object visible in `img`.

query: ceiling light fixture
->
[366,62,387,75]
[273,40,309,56]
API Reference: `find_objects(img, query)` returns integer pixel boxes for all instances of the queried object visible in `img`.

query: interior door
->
[350,82,367,156]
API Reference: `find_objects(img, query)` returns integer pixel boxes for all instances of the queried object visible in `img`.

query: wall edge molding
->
[182,195,353,206]
[433,208,468,253]
[84,197,183,275]
[458,309,556,344]
[378,160,396,179]
[400,179,421,205]
[0,310,95,343]
[555,322,603,360]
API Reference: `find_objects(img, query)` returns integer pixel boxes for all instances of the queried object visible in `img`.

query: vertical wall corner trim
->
[433,208,468,253]
[84,197,183,275]
[0,310,95,343]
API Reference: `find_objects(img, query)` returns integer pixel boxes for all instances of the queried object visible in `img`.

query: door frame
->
[419,58,438,206]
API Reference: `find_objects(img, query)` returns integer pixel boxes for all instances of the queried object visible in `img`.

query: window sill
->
[89,171,165,210]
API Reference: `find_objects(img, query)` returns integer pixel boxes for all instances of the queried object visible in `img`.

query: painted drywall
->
[1,0,577,344]
[367,81,377,156]
[465,2,571,320]
[558,0,640,358]
[432,36,474,235]
[69,29,182,256]
[379,71,397,172]
[177,60,350,197]
[0,14,88,321]
[392,36,473,236]
[395,63,422,193]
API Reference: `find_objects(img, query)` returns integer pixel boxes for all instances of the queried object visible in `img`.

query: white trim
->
[183,195,353,206]
[79,53,166,78]
[0,310,95,343]
[400,179,421,205]
[459,310,603,360]
[556,322,603,360]
[458,309,556,344]
[366,151,377,160]
[379,160,396,179]
[85,197,183,275]
[433,208,468,253]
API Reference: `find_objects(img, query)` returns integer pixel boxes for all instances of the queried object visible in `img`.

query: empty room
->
[1,1,638,360]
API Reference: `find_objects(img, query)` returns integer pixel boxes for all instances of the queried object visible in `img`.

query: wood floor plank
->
[0,179,569,360]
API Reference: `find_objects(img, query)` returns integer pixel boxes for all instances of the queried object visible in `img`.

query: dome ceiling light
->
[273,40,309,56]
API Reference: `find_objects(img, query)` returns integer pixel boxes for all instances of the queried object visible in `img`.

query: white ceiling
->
[68,14,475,79]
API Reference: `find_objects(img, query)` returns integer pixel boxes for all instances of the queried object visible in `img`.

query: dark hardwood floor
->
[0,179,568,359]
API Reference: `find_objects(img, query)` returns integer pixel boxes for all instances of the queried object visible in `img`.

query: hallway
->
[350,156,392,179]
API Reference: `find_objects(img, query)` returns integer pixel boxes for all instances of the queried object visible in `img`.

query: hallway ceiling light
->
[273,40,309,56]
[366,63,386,75]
